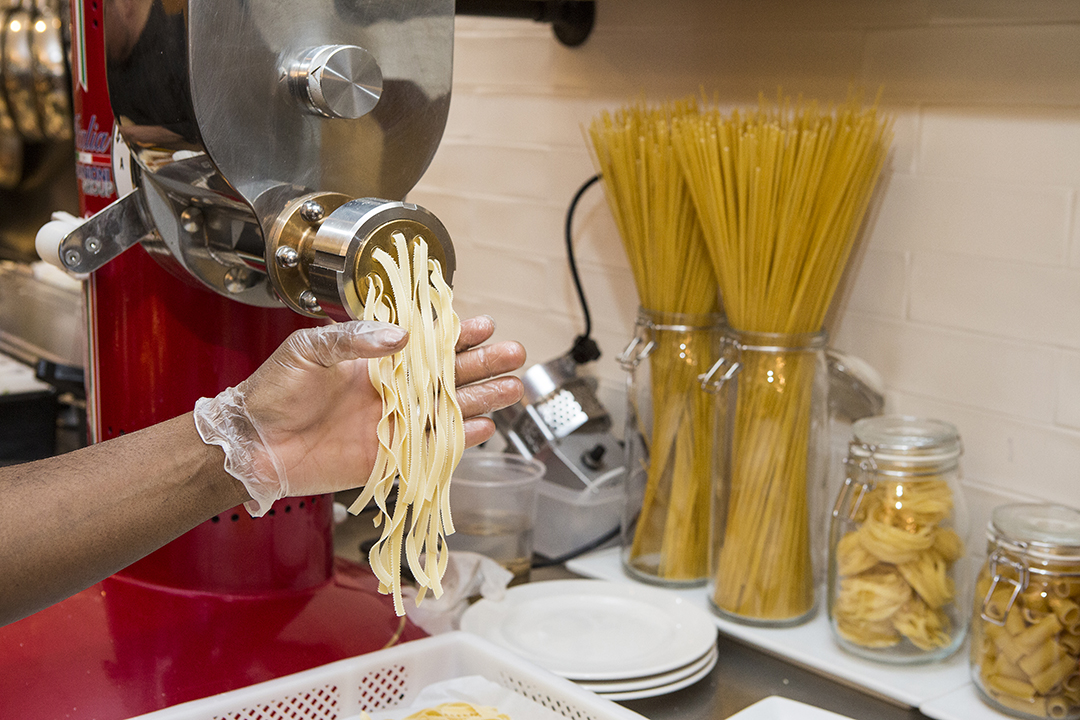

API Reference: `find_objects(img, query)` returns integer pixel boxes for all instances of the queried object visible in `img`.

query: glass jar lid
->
[849,415,962,466]
[989,503,1080,562]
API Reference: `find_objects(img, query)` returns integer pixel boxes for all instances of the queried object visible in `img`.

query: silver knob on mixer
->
[287,45,383,120]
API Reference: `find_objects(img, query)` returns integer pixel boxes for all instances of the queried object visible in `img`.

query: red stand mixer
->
[0,1,462,716]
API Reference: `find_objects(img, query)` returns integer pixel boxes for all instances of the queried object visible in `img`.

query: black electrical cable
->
[566,173,602,364]
[531,523,621,569]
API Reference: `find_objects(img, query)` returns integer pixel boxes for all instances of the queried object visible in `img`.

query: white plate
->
[577,645,719,693]
[728,696,857,719]
[566,548,972,707]
[593,645,719,701]
[460,579,718,681]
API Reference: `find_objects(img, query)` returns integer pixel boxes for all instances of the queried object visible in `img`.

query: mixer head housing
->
[57,0,456,318]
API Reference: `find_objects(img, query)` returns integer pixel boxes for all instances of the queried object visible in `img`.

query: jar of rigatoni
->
[827,416,969,663]
[971,504,1080,719]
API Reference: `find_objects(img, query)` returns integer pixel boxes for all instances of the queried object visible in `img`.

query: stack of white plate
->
[460,579,719,701]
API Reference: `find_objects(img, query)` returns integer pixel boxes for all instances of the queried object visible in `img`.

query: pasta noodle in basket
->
[347,232,464,616]
[394,703,509,720]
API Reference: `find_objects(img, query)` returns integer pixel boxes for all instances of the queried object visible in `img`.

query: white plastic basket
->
[129,632,647,720]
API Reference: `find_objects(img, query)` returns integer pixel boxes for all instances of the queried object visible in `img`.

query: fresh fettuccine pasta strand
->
[398,703,510,720]
[348,233,464,616]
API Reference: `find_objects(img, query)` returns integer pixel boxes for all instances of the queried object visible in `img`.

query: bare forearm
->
[0,413,249,626]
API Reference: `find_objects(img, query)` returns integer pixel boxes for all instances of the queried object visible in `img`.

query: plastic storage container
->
[970,504,1080,720]
[827,415,968,663]
[445,452,546,584]
[534,479,623,560]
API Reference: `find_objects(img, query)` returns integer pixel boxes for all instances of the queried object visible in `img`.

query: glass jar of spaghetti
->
[970,504,1080,720]
[619,308,726,587]
[707,329,830,625]
[827,416,969,663]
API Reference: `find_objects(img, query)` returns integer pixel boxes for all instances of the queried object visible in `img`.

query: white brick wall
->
[409,0,1080,535]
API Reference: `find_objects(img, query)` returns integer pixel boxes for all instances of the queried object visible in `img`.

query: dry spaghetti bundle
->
[672,94,892,620]
[587,101,722,582]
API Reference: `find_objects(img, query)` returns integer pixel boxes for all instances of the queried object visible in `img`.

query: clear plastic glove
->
[193,316,525,516]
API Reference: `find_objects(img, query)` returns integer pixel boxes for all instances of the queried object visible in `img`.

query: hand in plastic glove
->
[194,315,526,515]
[0,315,524,626]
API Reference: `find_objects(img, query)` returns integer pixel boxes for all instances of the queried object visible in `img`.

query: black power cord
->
[531,523,620,569]
[566,173,603,365]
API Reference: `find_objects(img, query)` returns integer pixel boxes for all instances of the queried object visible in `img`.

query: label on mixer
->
[75,161,114,199]
[74,112,115,199]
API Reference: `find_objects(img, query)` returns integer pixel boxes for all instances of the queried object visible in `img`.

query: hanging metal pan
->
[28,0,69,141]
[0,0,22,188]
[0,119,22,188]
[2,0,45,142]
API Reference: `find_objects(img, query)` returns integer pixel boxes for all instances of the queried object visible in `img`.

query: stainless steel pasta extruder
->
[42,0,457,320]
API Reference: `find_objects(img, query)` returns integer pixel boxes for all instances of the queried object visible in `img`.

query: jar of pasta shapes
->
[971,504,1080,720]
[619,308,726,587]
[827,415,968,663]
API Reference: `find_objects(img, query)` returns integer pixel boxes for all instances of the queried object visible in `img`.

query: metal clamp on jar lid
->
[980,504,1080,625]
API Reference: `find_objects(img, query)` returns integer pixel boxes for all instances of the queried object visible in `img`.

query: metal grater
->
[535,379,609,438]
[493,352,622,491]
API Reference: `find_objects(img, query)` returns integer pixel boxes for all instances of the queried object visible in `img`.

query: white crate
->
[129,632,647,720]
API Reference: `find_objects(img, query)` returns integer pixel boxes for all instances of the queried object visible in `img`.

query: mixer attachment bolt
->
[300,200,325,223]
[224,266,257,294]
[275,246,300,269]
[299,290,322,313]
[180,207,203,234]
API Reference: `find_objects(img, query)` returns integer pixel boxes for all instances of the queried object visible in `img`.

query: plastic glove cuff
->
[193,387,286,517]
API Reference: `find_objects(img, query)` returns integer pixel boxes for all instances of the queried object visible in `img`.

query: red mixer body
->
[0,3,423,718]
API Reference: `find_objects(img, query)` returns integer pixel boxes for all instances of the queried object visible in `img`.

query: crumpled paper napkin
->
[401,551,515,635]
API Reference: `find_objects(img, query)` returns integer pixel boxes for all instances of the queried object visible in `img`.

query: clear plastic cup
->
[446,451,546,584]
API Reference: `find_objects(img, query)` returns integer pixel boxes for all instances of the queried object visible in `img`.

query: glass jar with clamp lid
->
[618,308,725,587]
[971,504,1080,719]
[827,415,969,663]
